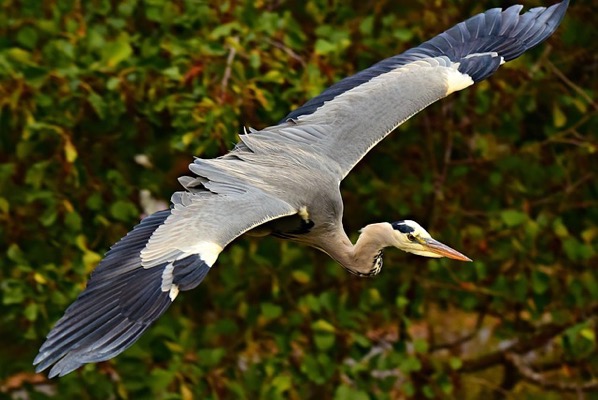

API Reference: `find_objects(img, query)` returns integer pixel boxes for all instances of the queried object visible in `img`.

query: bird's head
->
[390,220,471,261]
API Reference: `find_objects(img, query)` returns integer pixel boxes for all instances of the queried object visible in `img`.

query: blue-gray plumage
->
[284,1,568,121]
[34,1,568,378]
[34,210,213,375]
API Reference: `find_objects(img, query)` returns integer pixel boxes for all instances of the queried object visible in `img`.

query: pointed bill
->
[423,238,472,262]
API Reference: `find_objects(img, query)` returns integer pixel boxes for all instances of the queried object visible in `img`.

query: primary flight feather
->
[35,0,569,377]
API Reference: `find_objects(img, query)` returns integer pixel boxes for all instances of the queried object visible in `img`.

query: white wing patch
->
[181,241,223,267]
[160,262,175,291]
[141,235,222,269]
[159,262,180,300]
[156,242,221,300]
[463,52,505,66]
[169,284,180,301]
[444,65,474,96]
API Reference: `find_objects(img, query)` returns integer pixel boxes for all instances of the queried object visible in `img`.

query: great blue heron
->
[34,1,569,377]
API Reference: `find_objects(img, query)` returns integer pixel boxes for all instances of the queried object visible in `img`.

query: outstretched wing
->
[249,1,568,179]
[34,180,296,378]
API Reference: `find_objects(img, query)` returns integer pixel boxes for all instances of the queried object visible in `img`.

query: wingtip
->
[556,0,570,23]
[549,0,570,24]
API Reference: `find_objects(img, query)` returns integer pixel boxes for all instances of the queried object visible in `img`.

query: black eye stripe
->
[391,221,415,233]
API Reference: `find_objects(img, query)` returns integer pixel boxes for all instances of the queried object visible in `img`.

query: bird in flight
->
[35,0,569,377]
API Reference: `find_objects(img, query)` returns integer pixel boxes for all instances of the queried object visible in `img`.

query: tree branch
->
[266,38,306,67]
[430,311,485,352]
[219,40,238,103]
[459,324,562,372]
[505,352,598,393]
[545,59,598,112]
[458,303,598,373]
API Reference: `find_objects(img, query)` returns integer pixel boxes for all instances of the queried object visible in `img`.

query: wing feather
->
[283,1,567,122]
[255,0,568,178]
[35,186,296,377]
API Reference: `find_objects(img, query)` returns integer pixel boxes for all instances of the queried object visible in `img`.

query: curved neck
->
[324,223,396,276]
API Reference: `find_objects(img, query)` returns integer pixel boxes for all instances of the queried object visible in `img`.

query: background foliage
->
[1,0,596,398]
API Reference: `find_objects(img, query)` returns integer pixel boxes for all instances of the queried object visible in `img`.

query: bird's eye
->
[407,234,416,242]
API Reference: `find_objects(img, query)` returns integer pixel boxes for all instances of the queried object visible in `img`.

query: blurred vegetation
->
[1,0,597,399]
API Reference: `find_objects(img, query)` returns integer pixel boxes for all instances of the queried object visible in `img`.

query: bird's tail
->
[34,209,210,378]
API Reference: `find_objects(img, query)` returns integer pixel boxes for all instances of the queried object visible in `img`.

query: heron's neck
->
[330,223,396,277]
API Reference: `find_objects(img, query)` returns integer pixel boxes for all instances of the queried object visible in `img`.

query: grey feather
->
[284,0,568,121]
[33,211,212,378]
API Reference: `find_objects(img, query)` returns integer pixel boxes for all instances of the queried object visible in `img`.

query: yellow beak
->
[422,237,472,262]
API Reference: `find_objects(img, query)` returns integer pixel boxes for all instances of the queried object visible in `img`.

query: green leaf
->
[260,302,282,319]
[300,354,327,384]
[102,38,133,67]
[563,237,594,261]
[314,39,337,55]
[334,385,370,400]
[197,348,226,367]
[552,103,567,128]
[449,357,463,370]
[314,332,335,350]
[270,375,292,394]
[312,319,335,333]
[500,209,528,227]
[423,385,435,399]
[393,28,414,41]
[7,244,27,264]
[553,219,570,238]
[210,22,242,38]
[24,303,38,321]
[16,26,39,49]
[291,270,310,284]
[396,295,409,308]
[83,251,102,269]
[109,200,138,222]
[88,91,107,119]
[86,192,103,210]
[400,356,422,372]
[303,294,321,312]
[149,368,177,392]
[413,338,429,353]
[6,48,33,64]
[2,279,25,305]
[580,328,595,342]
[65,211,82,231]
[402,382,415,397]
[0,197,9,214]
[531,271,550,294]
[64,138,78,163]
[359,16,374,35]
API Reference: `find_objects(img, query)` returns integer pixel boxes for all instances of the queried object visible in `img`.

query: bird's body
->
[35,1,569,377]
